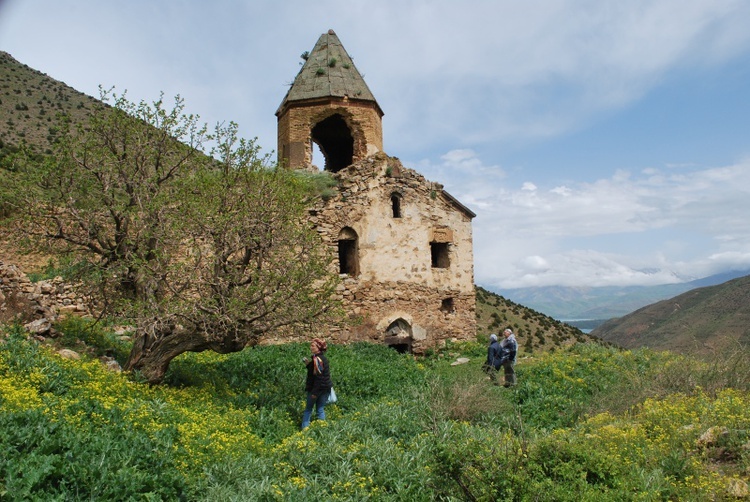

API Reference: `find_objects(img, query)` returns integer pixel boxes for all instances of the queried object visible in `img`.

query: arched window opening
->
[311,114,354,173]
[338,227,359,276]
[385,318,413,354]
[431,242,450,268]
[390,193,402,218]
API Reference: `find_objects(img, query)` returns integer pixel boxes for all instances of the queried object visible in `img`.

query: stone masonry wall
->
[307,153,477,352]
[0,260,91,336]
[277,100,383,171]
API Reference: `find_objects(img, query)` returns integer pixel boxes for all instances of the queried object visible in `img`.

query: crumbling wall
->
[306,153,477,352]
[277,101,383,171]
[0,260,91,336]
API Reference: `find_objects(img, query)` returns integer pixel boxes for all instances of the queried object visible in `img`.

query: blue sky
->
[2,0,749,289]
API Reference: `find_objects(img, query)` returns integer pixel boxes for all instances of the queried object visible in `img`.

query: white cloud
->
[413,151,750,288]
[2,0,749,290]
[3,1,749,154]
[521,255,550,273]
[412,149,507,212]
[503,250,686,289]
[368,0,750,153]
[550,186,573,197]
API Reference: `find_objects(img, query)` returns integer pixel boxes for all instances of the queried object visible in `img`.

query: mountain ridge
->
[491,269,750,320]
[591,274,750,358]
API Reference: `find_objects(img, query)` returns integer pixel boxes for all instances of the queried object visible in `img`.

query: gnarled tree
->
[13,90,340,383]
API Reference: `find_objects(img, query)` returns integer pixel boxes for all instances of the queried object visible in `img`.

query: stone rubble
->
[0,260,121,370]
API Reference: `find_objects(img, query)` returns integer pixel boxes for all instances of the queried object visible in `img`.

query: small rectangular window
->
[430,242,450,268]
[391,194,402,218]
[440,297,455,312]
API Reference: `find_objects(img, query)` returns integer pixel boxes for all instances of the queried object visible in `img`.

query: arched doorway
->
[384,318,413,353]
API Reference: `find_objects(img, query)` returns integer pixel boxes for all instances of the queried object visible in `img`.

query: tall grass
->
[1,322,748,501]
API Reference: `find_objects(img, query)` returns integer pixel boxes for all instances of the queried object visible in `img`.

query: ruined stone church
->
[277,30,476,353]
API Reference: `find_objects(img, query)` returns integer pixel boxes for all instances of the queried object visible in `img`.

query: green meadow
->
[1,319,748,501]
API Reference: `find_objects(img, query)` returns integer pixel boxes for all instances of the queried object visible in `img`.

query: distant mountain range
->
[591,274,750,358]
[490,269,750,321]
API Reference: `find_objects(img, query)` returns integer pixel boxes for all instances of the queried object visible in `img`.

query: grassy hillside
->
[475,286,599,354]
[1,319,748,500]
[593,274,750,358]
[0,51,98,163]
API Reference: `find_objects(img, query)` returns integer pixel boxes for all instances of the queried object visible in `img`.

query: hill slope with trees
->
[475,286,598,354]
[0,51,99,161]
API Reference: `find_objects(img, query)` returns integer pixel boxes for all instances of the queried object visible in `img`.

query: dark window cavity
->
[311,114,354,173]
[431,242,450,268]
[338,227,359,276]
[391,192,402,218]
[440,297,455,313]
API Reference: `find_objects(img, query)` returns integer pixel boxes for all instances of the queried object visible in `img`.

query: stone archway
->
[311,114,354,172]
[384,318,413,353]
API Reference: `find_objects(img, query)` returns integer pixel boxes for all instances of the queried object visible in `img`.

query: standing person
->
[500,328,518,387]
[301,338,332,429]
[484,334,502,385]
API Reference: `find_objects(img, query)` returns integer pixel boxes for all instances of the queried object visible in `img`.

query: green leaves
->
[11,90,342,381]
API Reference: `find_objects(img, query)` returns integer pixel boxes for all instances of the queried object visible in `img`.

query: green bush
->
[26,257,92,283]
[511,344,677,429]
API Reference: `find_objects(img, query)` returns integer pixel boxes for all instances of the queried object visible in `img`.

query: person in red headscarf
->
[301,338,333,429]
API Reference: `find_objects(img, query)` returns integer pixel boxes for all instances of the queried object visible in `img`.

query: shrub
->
[0,332,189,500]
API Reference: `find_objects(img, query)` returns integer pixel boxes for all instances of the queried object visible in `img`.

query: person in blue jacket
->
[484,333,503,385]
[301,337,333,429]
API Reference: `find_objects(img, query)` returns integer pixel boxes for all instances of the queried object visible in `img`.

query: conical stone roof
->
[276,29,382,116]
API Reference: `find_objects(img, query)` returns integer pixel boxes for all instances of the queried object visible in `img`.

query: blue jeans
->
[301,390,330,429]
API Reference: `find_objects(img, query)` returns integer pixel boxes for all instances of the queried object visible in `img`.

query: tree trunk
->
[125,322,211,384]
